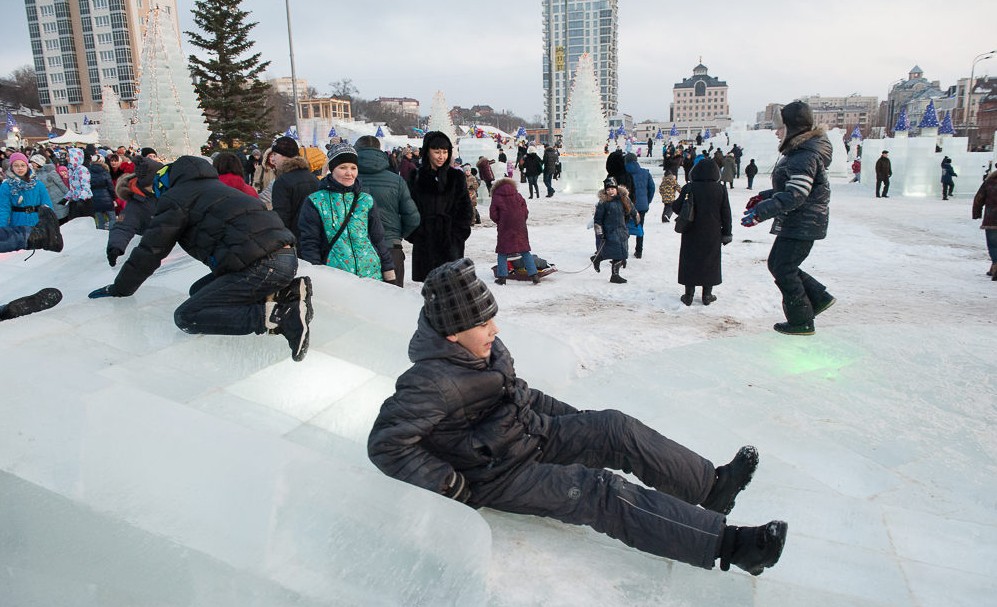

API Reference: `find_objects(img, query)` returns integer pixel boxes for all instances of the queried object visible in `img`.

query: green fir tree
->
[186,0,272,149]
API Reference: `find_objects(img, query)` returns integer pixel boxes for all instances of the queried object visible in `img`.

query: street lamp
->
[963,50,996,135]
[885,78,904,136]
[284,0,302,142]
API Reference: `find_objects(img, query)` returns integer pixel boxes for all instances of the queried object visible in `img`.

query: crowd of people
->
[6,100,997,585]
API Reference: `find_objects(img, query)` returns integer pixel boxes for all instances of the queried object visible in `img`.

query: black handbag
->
[674,186,695,233]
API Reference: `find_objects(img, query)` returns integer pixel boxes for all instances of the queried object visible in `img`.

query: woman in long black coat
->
[673,159,732,305]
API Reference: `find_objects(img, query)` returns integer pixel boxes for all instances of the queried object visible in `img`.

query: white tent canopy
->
[46,128,100,145]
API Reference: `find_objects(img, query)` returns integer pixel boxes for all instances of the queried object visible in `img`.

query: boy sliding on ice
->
[368,258,788,576]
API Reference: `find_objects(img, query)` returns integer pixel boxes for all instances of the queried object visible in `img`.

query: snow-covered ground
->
[1,159,994,606]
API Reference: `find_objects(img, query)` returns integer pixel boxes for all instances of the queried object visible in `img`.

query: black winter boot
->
[27,206,64,252]
[590,254,602,273]
[701,445,759,515]
[680,285,694,306]
[0,288,63,321]
[812,293,836,316]
[719,521,789,575]
[774,298,815,336]
[494,277,506,285]
[702,286,717,305]
[610,261,627,283]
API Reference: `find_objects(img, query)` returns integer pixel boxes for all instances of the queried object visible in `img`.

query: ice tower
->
[559,54,609,194]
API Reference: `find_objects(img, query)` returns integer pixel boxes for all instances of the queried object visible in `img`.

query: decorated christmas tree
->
[98,84,132,148]
[893,106,910,132]
[426,91,457,144]
[918,99,939,128]
[133,7,212,160]
[939,111,955,135]
[561,53,608,155]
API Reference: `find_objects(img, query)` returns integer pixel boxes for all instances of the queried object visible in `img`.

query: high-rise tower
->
[23,0,180,131]
[542,0,618,139]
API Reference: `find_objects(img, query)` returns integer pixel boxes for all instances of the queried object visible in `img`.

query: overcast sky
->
[3,1,996,124]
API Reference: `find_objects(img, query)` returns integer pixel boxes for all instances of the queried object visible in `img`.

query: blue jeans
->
[526,175,540,198]
[986,229,997,263]
[174,248,297,335]
[543,173,554,196]
[0,226,31,253]
[497,251,538,278]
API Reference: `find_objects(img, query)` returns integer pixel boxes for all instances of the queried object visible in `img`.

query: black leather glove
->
[442,470,471,503]
[107,247,124,267]
[721,234,733,245]
[88,284,122,299]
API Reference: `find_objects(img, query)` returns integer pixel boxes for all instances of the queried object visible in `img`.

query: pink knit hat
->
[8,152,29,166]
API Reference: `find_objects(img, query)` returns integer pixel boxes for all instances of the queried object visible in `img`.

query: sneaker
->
[27,206,64,252]
[680,293,693,306]
[813,295,836,316]
[773,321,815,336]
[271,275,312,304]
[0,288,63,320]
[702,293,717,305]
[494,277,506,285]
[270,296,312,362]
[720,521,789,575]
[702,445,758,514]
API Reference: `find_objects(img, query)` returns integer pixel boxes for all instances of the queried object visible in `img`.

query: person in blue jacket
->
[0,152,53,229]
[624,152,656,258]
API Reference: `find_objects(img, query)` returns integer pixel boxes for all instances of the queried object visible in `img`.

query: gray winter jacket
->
[368,312,577,501]
[754,128,832,240]
[356,146,420,245]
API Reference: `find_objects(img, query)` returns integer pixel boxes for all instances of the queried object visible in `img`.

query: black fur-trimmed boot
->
[718,521,789,575]
[27,206,64,252]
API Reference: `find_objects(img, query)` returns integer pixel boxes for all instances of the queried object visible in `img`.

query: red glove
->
[745,194,763,210]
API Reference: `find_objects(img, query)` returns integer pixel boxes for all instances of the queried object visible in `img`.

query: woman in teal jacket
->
[297,143,394,281]
[0,152,53,229]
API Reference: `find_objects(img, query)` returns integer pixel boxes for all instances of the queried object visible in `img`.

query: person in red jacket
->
[489,177,539,285]
[214,152,259,198]
[475,155,495,192]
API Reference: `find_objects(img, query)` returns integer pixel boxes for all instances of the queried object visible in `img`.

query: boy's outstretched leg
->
[27,206,64,252]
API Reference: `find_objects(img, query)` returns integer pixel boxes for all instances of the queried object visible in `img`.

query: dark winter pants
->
[474,409,724,569]
[942,182,954,199]
[876,177,890,197]
[634,211,646,255]
[767,236,828,324]
[389,243,405,288]
[175,247,297,335]
[747,175,755,189]
[527,175,540,199]
[986,229,997,263]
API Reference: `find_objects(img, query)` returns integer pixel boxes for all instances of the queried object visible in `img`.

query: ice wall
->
[858,135,994,198]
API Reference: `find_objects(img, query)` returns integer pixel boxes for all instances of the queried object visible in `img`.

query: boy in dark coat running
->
[368,258,789,577]
[88,156,313,361]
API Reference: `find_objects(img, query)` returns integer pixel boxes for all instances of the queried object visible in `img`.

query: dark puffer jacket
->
[972,173,997,229]
[88,162,117,213]
[594,185,636,261]
[754,128,832,240]
[367,312,578,503]
[113,156,295,296]
[357,146,420,245]
[271,155,320,242]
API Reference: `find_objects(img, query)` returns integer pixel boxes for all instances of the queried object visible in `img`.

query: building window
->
[47,56,62,67]
[93,0,108,7]
[43,22,57,33]
[97,33,112,44]
[39,5,55,16]
[102,67,117,79]
[45,39,60,50]
[50,72,64,84]
[99,50,114,62]
[52,89,67,100]
[94,15,110,27]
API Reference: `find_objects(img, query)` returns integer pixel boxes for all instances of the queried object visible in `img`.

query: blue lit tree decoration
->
[893,106,910,132]
[938,111,955,135]
[850,125,862,140]
[669,123,679,137]
[328,126,337,138]
[375,125,384,137]
[917,99,939,128]
[655,129,664,140]
[703,128,712,140]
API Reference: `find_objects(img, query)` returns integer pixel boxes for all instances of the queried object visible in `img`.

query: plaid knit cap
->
[422,258,498,336]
